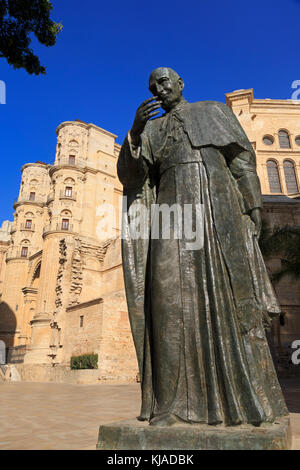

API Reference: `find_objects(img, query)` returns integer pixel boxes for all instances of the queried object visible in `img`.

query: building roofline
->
[21,163,52,173]
[56,121,118,139]
[226,88,300,110]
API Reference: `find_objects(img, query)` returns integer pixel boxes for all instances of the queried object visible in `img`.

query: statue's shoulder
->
[187,100,229,112]
[185,101,236,123]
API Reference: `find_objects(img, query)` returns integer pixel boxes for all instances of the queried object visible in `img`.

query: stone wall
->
[64,291,138,382]
[64,297,104,361]
[12,364,114,384]
[98,290,138,382]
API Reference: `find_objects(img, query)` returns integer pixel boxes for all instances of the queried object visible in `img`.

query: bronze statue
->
[117,67,288,427]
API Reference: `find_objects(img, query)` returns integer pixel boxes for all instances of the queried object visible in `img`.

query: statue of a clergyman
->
[117,67,288,427]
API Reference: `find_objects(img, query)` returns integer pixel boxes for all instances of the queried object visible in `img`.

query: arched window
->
[267,160,282,193]
[283,160,298,193]
[20,240,30,258]
[263,135,274,146]
[60,210,72,231]
[278,130,291,149]
[21,246,28,258]
[65,186,73,197]
[25,219,32,229]
[61,219,69,230]
[68,140,79,163]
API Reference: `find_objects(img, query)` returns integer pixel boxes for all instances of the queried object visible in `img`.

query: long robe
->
[117,100,288,425]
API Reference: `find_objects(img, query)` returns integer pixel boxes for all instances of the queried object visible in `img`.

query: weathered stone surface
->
[97,417,292,450]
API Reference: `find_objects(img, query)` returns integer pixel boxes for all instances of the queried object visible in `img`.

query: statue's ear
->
[178,78,184,92]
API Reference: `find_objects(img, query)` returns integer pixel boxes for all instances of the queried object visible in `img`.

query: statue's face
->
[149,68,184,111]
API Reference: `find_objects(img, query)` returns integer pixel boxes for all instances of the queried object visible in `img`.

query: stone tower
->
[16,120,137,382]
[0,163,50,348]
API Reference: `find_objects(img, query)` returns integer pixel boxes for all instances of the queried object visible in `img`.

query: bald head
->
[149,67,181,86]
[148,67,184,111]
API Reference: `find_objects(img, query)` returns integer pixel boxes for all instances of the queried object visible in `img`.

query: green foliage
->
[70,353,98,370]
[259,221,300,282]
[0,0,62,75]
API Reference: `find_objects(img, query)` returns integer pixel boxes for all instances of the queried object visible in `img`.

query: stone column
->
[20,287,38,345]
[23,235,60,364]
[278,162,287,194]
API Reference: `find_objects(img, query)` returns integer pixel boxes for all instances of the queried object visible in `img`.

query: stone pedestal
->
[97,416,292,450]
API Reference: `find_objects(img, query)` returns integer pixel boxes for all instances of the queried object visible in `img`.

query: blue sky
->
[0,0,300,221]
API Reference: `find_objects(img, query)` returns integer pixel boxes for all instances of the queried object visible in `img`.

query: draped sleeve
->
[117,128,156,416]
[117,132,151,190]
[224,144,263,213]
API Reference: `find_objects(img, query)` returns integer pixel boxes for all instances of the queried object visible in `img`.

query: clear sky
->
[0,0,300,222]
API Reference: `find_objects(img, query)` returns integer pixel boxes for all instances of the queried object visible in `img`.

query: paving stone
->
[0,380,299,450]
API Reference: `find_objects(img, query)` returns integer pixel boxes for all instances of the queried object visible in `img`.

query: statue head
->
[148,67,184,111]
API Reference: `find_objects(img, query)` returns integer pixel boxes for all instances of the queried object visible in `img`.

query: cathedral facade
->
[0,90,300,381]
[0,120,138,382]
[226,89,300,353]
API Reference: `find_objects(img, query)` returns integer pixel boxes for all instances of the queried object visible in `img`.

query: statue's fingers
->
[143,102,161,112]
[140,96,158,107]
[148,111,160,119]
[142,106,159,118]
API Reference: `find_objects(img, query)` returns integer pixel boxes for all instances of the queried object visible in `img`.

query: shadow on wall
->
[280,379,300,414]
[0,301,17,350]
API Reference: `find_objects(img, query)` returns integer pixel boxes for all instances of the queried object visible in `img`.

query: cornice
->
[0,330,20,335]
[22,287,38,295]
[13,201,45,210]
[56,121,117,139]
[30,313,51,325]
[226,89,300,113]
[21,163,51,173]
[42,229,79,239]
[257,150,300,156]
[49,165,86,177]
[225,88,254,104]
[66,297,103,312]
[97,168,116,178]
[29,250,43,262]
[49,164,116,178]
[6,256,29,263]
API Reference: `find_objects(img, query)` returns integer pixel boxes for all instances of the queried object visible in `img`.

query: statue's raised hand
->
[130,97,161,146]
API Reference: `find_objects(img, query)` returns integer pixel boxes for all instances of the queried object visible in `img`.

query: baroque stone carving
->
[68,237,113,307]
[55,238,67,310]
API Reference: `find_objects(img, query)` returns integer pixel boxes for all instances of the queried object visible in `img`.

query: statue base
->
[97,416,292,450]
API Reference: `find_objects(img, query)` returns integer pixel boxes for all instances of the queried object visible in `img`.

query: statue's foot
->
[149,413,180,427]
[137,415,148,422]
